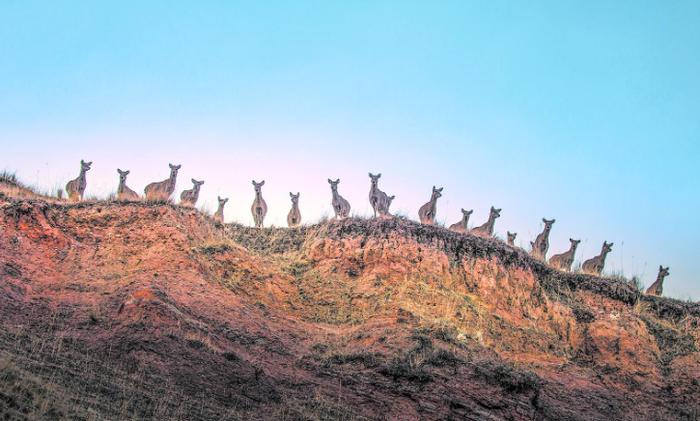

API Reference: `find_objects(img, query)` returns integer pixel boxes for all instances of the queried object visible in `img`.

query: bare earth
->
[1,181,699,420]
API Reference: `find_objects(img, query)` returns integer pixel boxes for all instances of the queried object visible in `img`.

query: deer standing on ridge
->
[418,186,443,225]
[251,180,267,228]
[116,169,139,200]
[384,195,396,216]
[645,266,670,296]
[180,179,204,207]
[449,209,473,233]
[144,164,181,201]
[328,179,351,219]
[548,238,581,272]
[531,218,556,260]
[65,160,92,201]
[368,173,390,218]
[507,232,517,246]
[287,192,301,227]
[471,207,501,237]
[213,196,228,223]
[581,241,613,276]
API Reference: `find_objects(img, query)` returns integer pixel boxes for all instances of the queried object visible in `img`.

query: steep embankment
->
[0,186,699,420]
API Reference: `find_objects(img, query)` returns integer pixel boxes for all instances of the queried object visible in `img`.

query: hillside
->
[1,182,699,420]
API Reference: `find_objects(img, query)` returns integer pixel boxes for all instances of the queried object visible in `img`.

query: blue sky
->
[1,1,698,299]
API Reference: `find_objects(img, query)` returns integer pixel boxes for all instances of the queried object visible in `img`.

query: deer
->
[548,238,581,272]
[449,208,473,233]
[471,206,501,237]
[507,232,517,246]
[144,163,181,201]
[531,218,556,260]
[645,266,670,296]
[287,192,301,227]
[384,195,396,216]
[328,179,351,219]
[116,169,139,201]
[368,173,390,218]
[418,186,443,225]
[180,179,204,207]
[251,180,268,228]
[65,160,92,201]
[213,196,228,223]
[581,241,613,276]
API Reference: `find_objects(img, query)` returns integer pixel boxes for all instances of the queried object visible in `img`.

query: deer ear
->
[378,173,381,177]
[260,180,265,186]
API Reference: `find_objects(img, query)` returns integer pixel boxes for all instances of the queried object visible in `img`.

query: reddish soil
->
[1,183,699,420]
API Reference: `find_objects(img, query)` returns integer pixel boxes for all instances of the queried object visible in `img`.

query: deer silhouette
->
[287,192,301,227]
[471,207,501,237]
[581,241,613,276]
[368,173,390,218]
[328,179,351,219]
[548,238,581,272]
[144,164,180,201]
[645,266,670,296]
[180,179,204,207]
[65,160,92,201]
[214,196,228,223]
[418,186,443,225]
[251,180,268,228]
[116,169,139,201]
[507,232,517,246]
[531,218,556,260]
[449,209,473,233]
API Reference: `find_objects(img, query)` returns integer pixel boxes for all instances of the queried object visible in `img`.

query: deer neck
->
[117,179,126,193]
[462,215,470,228]
[656,272,666,284]
[255,192,263,202]
[167,173,177,190]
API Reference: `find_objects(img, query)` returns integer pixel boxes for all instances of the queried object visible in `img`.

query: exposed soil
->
[1,183,699,420]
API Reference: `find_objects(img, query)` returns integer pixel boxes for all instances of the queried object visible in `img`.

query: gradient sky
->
[1,1,698,299]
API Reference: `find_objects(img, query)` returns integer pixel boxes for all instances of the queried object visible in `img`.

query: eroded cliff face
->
[1,187,699,420]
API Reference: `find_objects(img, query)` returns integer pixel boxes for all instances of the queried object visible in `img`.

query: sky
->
[1,1,698,299]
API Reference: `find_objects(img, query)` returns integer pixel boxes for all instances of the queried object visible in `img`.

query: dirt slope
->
[0,184,699,420]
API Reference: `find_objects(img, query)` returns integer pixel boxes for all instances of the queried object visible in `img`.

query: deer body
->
[368,173,390,218]
[144,164,180,201]
[65,160,92,201]
[548,238,581,272]
[328,179,351,219]
[449,209,473,233]
[582,241,613,275]
[645,266,670,296]
[116,169,139,200]
[251,180,267,228]
[418,186,443,225]
[214,196,228,223]
[471,207,501,237]
[287,192,301,227]
[531,218,556,260]
[180,179,204,207]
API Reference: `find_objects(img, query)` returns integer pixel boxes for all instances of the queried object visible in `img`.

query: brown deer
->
[581,241,613,276]
[116,169,139,201]
[382,195,396,217]
[471,206,501,237]
[65,160,92,201]
[287,192,301,227]
[368,173,390,218]
[328,179,351,219]
[418,186,443,225]
[548,238,581,272]
[449,208,473,233]
[213,196,228,223]
[507,232,517,246]
[251,180,267,228]
[531,218,556,260]
[645,266,670,296]
[180,179,204,207]
[144,164,180,201]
